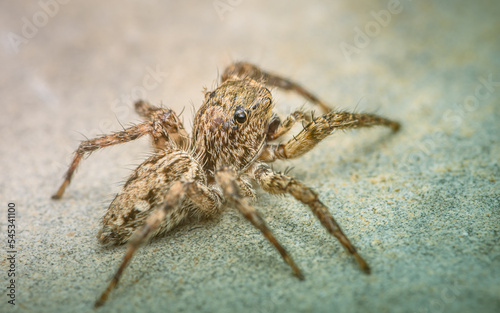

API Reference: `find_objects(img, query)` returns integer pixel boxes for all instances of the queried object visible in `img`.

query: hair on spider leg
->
[177,105,186,117]
[310,110,316,122]
[352,96,365,114]
[73,130,91,142]
[189,101,197,118]
[112,113,128,132]
[283,166,295,175]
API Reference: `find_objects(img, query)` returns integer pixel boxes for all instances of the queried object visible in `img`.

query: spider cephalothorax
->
[52,62,400,307]
[193,78,274,175]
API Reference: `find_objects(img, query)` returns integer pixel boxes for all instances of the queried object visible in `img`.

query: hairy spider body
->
[97,148,209,246]
[52,62,400,307]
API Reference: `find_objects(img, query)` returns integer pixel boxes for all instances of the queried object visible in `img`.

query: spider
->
[51,62,400,307]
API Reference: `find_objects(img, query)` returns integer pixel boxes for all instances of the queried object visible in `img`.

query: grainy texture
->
[1,1,499,313]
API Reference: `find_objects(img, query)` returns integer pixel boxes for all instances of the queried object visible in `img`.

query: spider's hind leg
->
[221,62,331,113]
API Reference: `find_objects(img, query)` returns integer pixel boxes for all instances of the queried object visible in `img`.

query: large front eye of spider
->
[233,109,247,124]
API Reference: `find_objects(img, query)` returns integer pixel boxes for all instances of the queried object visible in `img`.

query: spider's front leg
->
[252,163,371,274]
[259,110,400,162]
[51,101,185,199]
[222,62,331,113]
[134,100,190,150]
[267,111,313,141]
[215,166,304,280]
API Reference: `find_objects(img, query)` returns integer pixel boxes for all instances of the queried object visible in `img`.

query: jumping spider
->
[52,62,400,307]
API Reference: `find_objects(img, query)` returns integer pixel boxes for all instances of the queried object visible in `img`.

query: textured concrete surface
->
[1,1,499,312]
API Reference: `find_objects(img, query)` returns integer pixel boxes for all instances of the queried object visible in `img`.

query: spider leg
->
[221,62,331,113]
[52,122,157,199]
[95,175,223,307]
[252,163,370,274]
[52,103,186,200]
[267,110,313,141]
[259,110,400,162]
[95,181,186,308]
[215,166,304,280]
[134,99,162,118]
[134,100,190,150]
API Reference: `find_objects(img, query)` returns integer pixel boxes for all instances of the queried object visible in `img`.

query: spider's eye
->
[234,110,247,124]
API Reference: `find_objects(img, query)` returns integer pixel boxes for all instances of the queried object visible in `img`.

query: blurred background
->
[1,1,499,312]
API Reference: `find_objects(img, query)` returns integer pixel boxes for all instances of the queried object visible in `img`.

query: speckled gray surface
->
[1,1,499,312]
